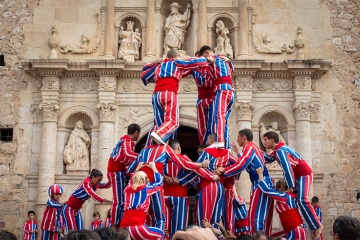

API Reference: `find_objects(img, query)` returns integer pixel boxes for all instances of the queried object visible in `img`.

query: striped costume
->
[141,57,208,143]
[107,135,138,227]
[91,220,103,231]
[105,217,112,228]
[264,142,322,231]
[207,56,235,148]
[163,157,191,239]
[62,177,109,231]
[23,220,37,240]
[225,142,274,235]
[120,172,164,240]
[258,179,307,240]
[233,196,250,236]
[313,205,323,240]
[128,144,213,231]
[41,199,63,240]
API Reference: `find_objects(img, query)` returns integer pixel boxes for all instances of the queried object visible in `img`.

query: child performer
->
[232,184,250,236]
[23,211,38,240]
[120,162,164,240]
[41,184,64,240]
[256,167,307,240]
[91,211,103,231]
[62,169,112,231]
[105,208,112,228]
[312,196,323,240]
[262,131,323,239]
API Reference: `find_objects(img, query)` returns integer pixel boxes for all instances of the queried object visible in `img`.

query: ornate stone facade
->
[0,1,359,239]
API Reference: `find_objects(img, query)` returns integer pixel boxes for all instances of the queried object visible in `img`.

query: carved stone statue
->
[60,32,101,54]
[260,121,286,145]
[294,26,305,59]
[64,120,91,174]
[255,34,294,54]
[48,25,60,59]
[214,20,233,58]
[118,21,142,62]
[163,2,191,55]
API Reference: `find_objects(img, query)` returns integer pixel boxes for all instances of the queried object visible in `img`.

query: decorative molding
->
[235,102,254,121]
[207,7,239,13]
[60,79,99,92]
[117,80,153,93]
[41,77,60,90]
[119,72,141,78]
[311,79,317,91]
[310,103,321,122]
[32,105,43,123]
[293,102,312,121]
[36,68,65,77]
[117,13,145,28]
[99,76,117,91]
[235,75,253,90]
[63,72,98,78]
[179,78,197,93]
[97,102,117,122]
[253,79,292,92]
[39,103,60,122]
[294,76,312,90]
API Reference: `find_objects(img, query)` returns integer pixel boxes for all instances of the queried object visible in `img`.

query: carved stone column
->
[238,0,249,58]
[235,102,254,130]
[103,0,115,58]
[143,0,156,61]
[197,0,208,49]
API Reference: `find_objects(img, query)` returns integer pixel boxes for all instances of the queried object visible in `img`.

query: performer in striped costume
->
[107,123,141,229]
[120,162,164,240]
[62,169,112,231]
[256,167,307,240]
[312,196,323,240]
[23,211,38,240]
[90,211,103,231]
[140,49,208,145]
[262,131,323,239]
[232,183,250,236]
[40,184,64,240]
[105,208,112,228]
[128,142,213,231]
[198,45,235,149]
[224,129,274,235]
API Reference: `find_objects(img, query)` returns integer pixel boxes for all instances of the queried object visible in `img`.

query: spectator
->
[0,230,17,240]
[62,230,101,240]
[332,215,360,240]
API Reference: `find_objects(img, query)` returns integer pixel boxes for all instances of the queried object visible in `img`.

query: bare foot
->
[313,225,323,240]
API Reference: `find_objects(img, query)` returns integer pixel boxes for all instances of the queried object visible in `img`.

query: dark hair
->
[63,230,101,240]
[128,123,141,135]
[107,208,111,218]
[239,129,253,141]
[167,49,180,58]
[168,139,180,150]
[333,215,360,239]
[236,234,252,240]
[28,210,35,216]
[90,169,103,178]
[253,231,269,240]
[93,211,100,218]
[116,228,130,240]
[0,230,17,240]
[263,131,279,143]
[198,45,213,56]
[194,51,199,57]
[311,196,319,203]
[275,179,288,191]
[94,228,123,240]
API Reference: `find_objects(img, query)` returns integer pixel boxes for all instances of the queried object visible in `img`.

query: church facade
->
[0,0,359,238]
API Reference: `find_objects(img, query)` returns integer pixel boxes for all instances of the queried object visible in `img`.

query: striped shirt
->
[233,196,248,221]
[208,55,234,90]
[314,205,322,223]
[91,220,103,230]
[108,135,138,172]
[41,199,63,232]
[23,220,37,240]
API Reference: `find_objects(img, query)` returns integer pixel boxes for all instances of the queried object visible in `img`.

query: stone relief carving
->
[259,121,287,144]
[254,34,294,54]
[163,2,192,55]
[118,80,153,93]
[235,76,253,90]
[311,79,317,91]
[48,25,60,59]
[294,26,305,59]
[60,32,101,54]
[99,77,116,91]
[294,76,312,90]
[118,21,142,62]
[60,79,99,92]
[293,102,312,121]
[118,107,154,132]
[253,79,292,92]
[214,20,233,58]
[39,103,60,121]
[310,103,320,122]
[32,106,43,123]
[235,102,254,121]
[97,102,117,122]
[63,120,91,173]
[179,78,197,93]
[41,77,59,90]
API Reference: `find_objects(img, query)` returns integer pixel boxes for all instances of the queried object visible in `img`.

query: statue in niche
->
[294,26,305,59]
[64,120,91,173]
[255,34,294,54]
[214,20,233,58]
[60,32,101,54]
[118,21,142,62]
[48,25,60,59]
[163,2,191,56]
[260,121,287,145]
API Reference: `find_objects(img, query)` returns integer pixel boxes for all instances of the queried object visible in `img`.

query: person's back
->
[332,215,360,240]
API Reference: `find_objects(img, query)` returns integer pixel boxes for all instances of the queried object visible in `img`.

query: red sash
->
[140,163,164,182]
[107,158,126,172]
[66,195,84,211]
[235,218,249,229]
[120,209,147,227]
[216,76,232,87]
[294,160,312,179]
[154,77,179,94]
[278,208,303,233]
[163,183,188,197]
[223,177,234,190]
[198,86,215,99]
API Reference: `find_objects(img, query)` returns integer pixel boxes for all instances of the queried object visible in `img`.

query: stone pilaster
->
[238,0,249,58]
[144,0,156,61]
[197,0,208,49]
[103,0,115,58]
[235,102,254,130]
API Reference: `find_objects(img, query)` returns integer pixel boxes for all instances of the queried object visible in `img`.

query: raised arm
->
[119,139,138,165]
[82,181,104,203]
[146,163,163,195]
[224,144,254,177]
[277,149,296,189]
[174,57,208,70]
[47,199,63,209]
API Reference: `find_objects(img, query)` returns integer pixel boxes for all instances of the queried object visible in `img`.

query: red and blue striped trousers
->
[128,225,164,240]
[107,171,126,227]
[164,196,190,239]
[147,188,166,231]
[272,224,308,240]
[62,205,83,231]
[196,97,214,145]
[41,230,60,240]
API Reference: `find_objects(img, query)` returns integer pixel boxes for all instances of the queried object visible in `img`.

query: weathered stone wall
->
[0,0,40,238]
[320,0,360,238]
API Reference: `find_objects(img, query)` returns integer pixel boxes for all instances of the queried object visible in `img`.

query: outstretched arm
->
[277,149,296,189]
[224,144,253,177]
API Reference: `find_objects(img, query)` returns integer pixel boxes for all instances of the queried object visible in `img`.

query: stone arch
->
[252,105,295,129]
[117,13,145,29]
[208,14,238,33]
[58,106,99,130]
[160,0,193,16]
